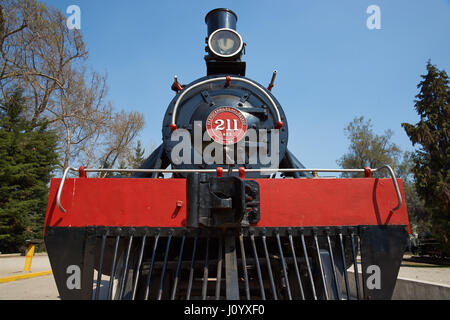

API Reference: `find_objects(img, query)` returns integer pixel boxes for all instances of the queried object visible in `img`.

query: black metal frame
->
[45,225,407,300]
[186,173,261,228]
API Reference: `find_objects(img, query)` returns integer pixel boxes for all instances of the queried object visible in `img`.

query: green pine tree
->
[118,159,130,177]
[402,61,450,250]
[0,89,59,253]
[131,140,145,169]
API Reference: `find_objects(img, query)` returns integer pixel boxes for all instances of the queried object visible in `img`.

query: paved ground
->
[0,274,59,300]
[0,255,59,300]
[0,255,52,277]
[398,259,450,286]
[0,254,449,299]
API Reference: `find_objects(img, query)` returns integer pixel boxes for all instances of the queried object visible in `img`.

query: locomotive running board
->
[44,177,410,300]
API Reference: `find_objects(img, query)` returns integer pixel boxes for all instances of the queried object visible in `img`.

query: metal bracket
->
[186,173,260,228]
[200,90,214,105]
[239,92,250,103]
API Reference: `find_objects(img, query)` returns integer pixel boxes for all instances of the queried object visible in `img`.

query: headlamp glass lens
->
[210,29,241,57]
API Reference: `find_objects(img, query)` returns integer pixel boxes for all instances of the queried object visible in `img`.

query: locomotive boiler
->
[43,8,410,300]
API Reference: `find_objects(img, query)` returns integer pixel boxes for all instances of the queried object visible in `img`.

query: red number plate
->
[206,107,247,145]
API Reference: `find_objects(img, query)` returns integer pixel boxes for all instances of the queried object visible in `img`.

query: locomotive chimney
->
[204,8,246,76]
[205,8,238,36]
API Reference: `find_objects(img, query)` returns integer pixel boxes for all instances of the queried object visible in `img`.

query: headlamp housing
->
[207,28,243,60]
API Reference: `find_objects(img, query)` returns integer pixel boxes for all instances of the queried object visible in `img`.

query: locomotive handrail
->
[373,165,403,211]
[55,165,402,214]
[56,166,78,213]
[170,76,283,130]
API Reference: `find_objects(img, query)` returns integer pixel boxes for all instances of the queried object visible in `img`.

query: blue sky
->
[45,0,450,169]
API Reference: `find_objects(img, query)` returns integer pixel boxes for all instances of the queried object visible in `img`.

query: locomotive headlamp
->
[208,28,243,59]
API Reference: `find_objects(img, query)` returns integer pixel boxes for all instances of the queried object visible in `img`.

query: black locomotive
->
[43,8,410,301]
[137,8,308,179]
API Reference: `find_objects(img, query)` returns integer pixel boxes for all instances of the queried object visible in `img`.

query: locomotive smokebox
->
[205,8,238,36]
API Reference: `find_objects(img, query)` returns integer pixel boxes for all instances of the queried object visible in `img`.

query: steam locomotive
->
[43,8,410,300]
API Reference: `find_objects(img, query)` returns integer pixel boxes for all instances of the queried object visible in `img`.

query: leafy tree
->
[337,117,426,234]
[396,151,429,235]
[1,0,144,172]
[402,61,449,249]
[0,89,58,253]
[99,140,146,177]
[337,116,402,177]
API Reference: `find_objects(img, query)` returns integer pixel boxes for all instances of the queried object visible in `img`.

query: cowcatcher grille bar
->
[44,226,408,300]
